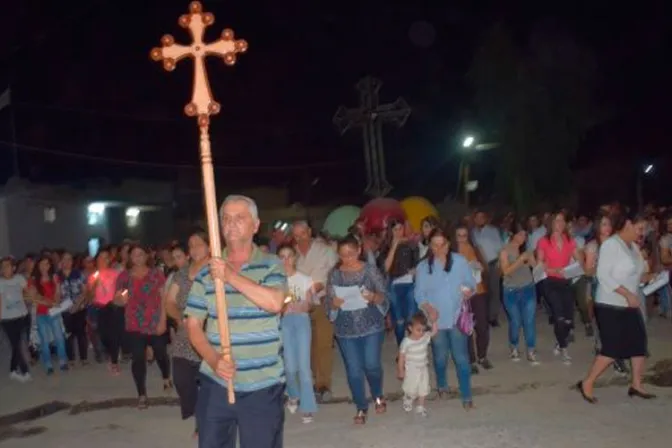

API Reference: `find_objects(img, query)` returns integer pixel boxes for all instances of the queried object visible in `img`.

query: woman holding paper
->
[276,243,318,424]
[27,255,69,374]
[326,236,389,425]
[536,211,583,365]
[415,228,477,409]
[578,212,656,403]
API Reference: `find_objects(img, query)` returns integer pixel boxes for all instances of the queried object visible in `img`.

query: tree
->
[468,21,604,213]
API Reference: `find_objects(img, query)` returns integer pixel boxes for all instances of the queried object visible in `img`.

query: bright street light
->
[644,164,654,174]
[462,136,475,148]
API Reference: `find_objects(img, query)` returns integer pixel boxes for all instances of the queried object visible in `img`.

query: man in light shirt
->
[292,220,338,401]
[471,211,504,326]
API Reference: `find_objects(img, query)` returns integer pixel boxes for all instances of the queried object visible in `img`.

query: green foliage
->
[468,21,605,213]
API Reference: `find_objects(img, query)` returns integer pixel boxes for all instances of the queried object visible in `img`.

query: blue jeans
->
[281,313,317,413]
[388,282,418,346]
[430,328,472,402]
[503,284,537,350]
[336,331,385,411]
[36,314,67,370]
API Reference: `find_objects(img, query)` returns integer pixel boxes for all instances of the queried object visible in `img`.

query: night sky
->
[1,1,670,205]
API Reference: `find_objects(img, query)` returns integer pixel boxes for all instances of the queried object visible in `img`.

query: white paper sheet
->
[47,298,74,317]
[562,262,584,279]
[333,285,369,311]
[470,261,482,283]
[642,271,670,296]
[533,264,547,284]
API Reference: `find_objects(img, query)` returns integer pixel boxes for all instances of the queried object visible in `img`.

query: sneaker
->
[553,344,561,356]
[319,388,332,403]
[301,414,313,424]
[415,405,428,417]
[561,349,571,365]
[510,348,521,362]
[402,396,413,412]
[286,399,298,414]
[478,358,494,370]
[18,372,33,383]
[584,324,594,338]
[9,371,22,381]
[527,351,540,366]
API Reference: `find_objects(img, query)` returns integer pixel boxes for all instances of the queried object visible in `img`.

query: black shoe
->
[478,358,494,370]
[584,324,594,338]
[470,363,480,374]
[627,387,656,399]
[489,319,500,328]
[576,381,598,404]
[46,368,54,376]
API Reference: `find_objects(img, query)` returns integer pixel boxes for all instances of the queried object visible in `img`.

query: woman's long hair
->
[334,235,366,269]
[453,223,490,267]
[31,255,55,297]
[426,228,453,274]
[545,211,571,241]
[379,218,405,258]
[421,216,442,246]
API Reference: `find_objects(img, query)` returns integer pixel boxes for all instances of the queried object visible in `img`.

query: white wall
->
[5,195,110,256]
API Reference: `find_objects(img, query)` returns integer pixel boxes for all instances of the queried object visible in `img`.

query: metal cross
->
[150,1,248,127]
[333,76,411,197]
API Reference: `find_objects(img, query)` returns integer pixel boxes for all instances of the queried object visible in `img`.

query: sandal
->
[138,396,149,410]
[374,397,387,414]
[353,410,367,425]
[163,380,174,392]
[462,400,474,411]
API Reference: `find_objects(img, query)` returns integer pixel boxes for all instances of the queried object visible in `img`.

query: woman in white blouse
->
[577,213,656,403]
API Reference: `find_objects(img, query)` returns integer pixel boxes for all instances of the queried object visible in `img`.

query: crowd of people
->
[1,195,669,448]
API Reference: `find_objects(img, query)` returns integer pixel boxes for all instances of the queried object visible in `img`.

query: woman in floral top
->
[326,235,389,425]
[115,244,170,409]
[164,231,209,433]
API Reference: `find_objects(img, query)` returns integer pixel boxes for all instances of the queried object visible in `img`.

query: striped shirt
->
[400,333,431,369]
[184,245,287,392]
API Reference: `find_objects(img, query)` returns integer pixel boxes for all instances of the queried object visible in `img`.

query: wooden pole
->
[150,1,248,404]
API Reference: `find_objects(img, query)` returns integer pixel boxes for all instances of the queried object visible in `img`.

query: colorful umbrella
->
[359,198,406,234]
[322,205,361,238]
[401,196,439,233]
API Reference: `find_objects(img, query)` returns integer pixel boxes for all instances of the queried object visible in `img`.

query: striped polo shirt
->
[184,245,287,392]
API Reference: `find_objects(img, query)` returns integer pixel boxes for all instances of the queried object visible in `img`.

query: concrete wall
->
[4,195,107,256]
[0,198,10,257]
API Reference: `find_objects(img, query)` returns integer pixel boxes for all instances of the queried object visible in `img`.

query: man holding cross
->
[185,195,287,448]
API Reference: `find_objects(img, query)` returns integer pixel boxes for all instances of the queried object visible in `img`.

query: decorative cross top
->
[333,77,411,197]
[150,1,248,127]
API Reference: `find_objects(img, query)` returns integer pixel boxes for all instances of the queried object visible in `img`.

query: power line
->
[0,139,353,172]
[15,101,183,123]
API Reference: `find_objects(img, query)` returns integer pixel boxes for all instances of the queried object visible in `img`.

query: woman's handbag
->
[456,299,475,336]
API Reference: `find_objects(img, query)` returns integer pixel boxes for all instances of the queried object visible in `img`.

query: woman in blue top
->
[414,228,477,409]
[325,235,389,425]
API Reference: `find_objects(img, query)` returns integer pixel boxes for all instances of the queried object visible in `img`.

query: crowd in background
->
[0,199,668,431]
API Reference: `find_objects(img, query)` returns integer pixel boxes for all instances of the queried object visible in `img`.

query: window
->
[44,207,56,223]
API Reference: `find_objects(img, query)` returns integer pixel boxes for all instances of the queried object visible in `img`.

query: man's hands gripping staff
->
[185,257,287,383]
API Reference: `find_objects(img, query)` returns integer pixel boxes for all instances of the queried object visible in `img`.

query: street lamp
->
[463,136,475,148]
[637,163,655,211]
[456,135,499,207]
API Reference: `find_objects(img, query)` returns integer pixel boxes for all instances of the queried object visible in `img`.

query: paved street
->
[1,316,671,447]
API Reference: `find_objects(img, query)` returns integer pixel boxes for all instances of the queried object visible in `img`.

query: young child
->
[397,312,438,416]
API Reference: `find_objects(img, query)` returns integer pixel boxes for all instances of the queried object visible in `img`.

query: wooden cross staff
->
[150,1,247,404]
